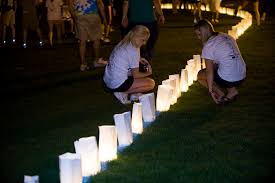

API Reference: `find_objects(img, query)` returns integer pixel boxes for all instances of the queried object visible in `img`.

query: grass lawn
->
[1,9,274,183]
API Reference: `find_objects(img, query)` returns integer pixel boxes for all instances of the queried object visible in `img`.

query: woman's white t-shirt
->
[201,32,246,82]
[104,42,140,89]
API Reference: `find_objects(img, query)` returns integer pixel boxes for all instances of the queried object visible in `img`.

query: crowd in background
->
[0,0,273,48]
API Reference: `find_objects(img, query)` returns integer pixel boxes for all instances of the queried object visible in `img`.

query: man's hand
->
[121,16,128,28]
[209,91,220,104]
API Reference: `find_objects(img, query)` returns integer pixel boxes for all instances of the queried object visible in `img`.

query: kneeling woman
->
[103,25,155,104]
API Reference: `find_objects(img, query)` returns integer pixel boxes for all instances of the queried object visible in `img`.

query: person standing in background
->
[21,0,43,48]
[2,0,17,44]
[121,0,165,64]
[46,0,63,46]
[68,0,108,71]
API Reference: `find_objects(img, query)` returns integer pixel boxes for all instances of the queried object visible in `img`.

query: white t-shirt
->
[104,42,140,89]
[46,0,63,21]
[201,32,246,82]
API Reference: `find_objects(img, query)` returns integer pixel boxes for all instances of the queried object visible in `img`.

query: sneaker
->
[103,37,111,43]
[80,64,90,71]
[93,58,108,68]
[39,41,43,47]
[130,93,143,102]
[114,92,131,104]
[22,43,27,48]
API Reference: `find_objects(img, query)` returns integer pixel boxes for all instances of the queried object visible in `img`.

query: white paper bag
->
[193,54,202,73]
[131,102,143,135]
[156,85,173,112]
[74,136,100,177]
[113,111,133,148]
[180,68,189,92]
[59,153,82,183]
[138,93,156,123]
[98,125,117,162]
[162,79,177,105]
[169,74,181,98]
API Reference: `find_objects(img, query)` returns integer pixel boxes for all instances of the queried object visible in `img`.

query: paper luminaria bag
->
[131,102,143,134]
[98,125,117,163]
[193,54,202,74]
[180,68,189,92]
[59,152,82,183]
[169,74,181,98]
[74,136,101,177]
[113,111,133,149]
[138,92,156,123]
[162,78,177,105]
[156,85,173,112]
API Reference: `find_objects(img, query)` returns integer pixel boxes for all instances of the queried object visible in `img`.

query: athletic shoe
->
[103,37,111,43]
[93,58,108,68]
[114,92,131,104]
[80,64,90,71]
[130,93,143,102]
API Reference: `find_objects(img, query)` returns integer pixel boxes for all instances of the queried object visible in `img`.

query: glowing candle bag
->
[59,153,82,183]
[187,59,197,81]
[98,125,117,163]
[131,102,143,135]
[169,74,181,98]
[193,54,202,74]
[24,175,39,183]
[180,68,189,92]
[156,85,173,112]
[74,136,100,178]
[162,79,177,105]
[138,93,156,123]
[113,111,133,149]
[185,64,193,86]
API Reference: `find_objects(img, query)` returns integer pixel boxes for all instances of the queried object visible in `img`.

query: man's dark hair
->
[194,19,215,32]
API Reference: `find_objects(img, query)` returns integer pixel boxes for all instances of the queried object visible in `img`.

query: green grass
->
[1,9,274,183]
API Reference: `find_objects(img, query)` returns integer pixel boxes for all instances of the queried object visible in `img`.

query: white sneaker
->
[103,38,111,43]
[130,93,143,102]
[114,92,131,104]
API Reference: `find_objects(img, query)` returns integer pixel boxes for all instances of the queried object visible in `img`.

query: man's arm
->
[153,0,165,24]
[121,0,128,28]
[205,59,219,104]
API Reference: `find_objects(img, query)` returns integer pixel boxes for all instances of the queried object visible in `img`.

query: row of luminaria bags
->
[24,7,252,183]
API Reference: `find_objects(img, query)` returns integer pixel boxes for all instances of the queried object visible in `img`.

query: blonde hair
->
[119,25,150,47]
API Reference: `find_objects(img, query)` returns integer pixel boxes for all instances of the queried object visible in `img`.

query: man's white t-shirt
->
[201,32,246,82]
[104,42,140,89]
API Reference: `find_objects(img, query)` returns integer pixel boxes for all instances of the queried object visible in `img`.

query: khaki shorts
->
[75,13,102,41]
[2,10,15,26]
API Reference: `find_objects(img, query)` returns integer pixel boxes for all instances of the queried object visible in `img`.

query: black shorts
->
[106,76,134,92]
[214,71,245,88]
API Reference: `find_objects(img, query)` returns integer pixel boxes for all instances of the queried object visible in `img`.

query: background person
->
[45,0,63,46]
[121,0,165,63]
[103,25,155,104]
[2,0,17,44]
[68,0,108,71]
[21,0,43,48]
[194,19,246,104]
